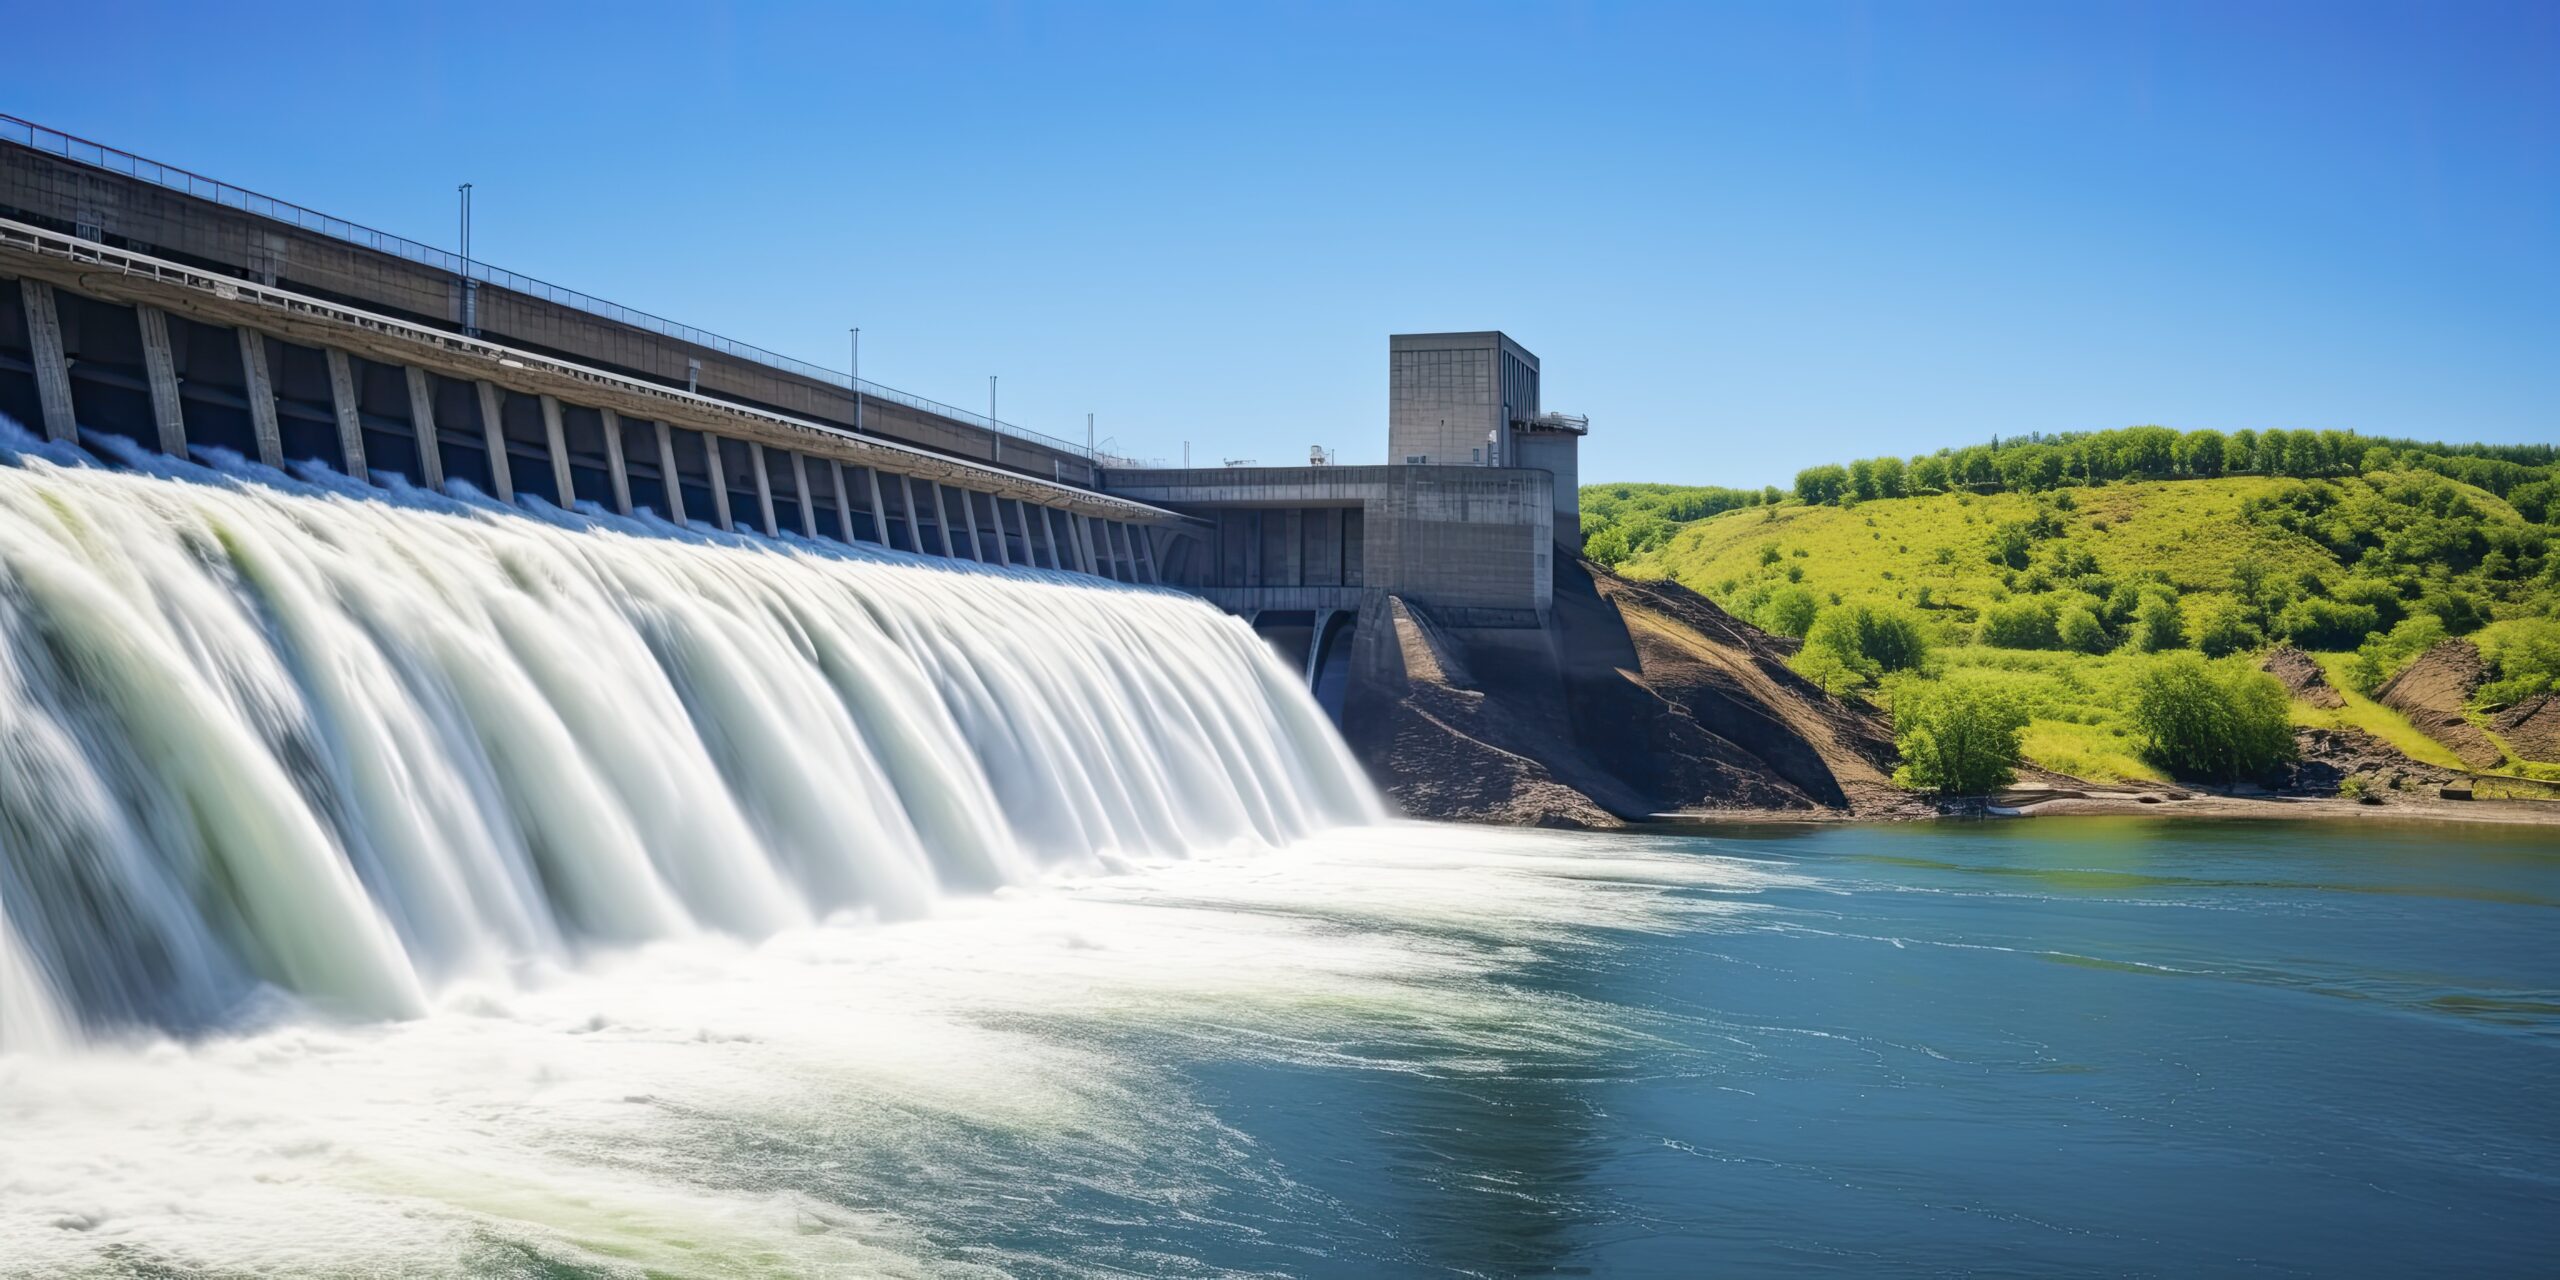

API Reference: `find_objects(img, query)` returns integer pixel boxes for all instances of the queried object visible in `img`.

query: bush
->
[2057,603,2110,654]
[2275,597,2382,650]
[1979,596,2061,649]
[1891,675,2029,795]
[2133,591,2186,652]
[2191,598,2263,658]
[1756,585,1821,638]
[1806,601,1932,680]
[2128,653,2297,783]
[2476,619,2560,708]
[2343,615,2447,694]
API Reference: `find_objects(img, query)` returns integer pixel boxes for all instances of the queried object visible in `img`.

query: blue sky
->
[9,1,2553,486]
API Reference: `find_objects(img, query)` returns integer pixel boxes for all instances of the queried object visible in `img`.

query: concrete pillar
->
[653,420,687,524]
[984,495,1011,566]
[599,408,632,515]
[17,280,76,443]
[929,481,956,557]
[749,442,778,536]
[136,305,186,456]
[1080,516,1104,579]
[539,394,573,507]
[1136,525,1160,583]
[1306,609,1337,686]
[789,452,817,537]
[1040,506,1070,573]
[900,474,925,552]
[830,461,856,544]
[474,380,511,501]
[703,434,733,530]
[403,366,444,489]
[325,348,369,482]
[237,328,283,467]
[1113,521,1137,582]
[865,466,889,545]
[1011,499,1038,569]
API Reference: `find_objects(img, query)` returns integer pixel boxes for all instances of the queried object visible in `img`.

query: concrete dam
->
[0,118,1396,1049]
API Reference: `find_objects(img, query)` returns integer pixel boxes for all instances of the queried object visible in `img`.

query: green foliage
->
[1580,433,2560,781]
[2056,603,2110,654]
[2275,597,2382,650]
[2127,653,2298,783]
[2342,615,2446,694]
[2133,591,2186,652]
[1979,596,2061,649]
[1803,601,1931,686]
[1890,674,2029,795]
[1794,464,1850,506]
[2475,619,2560,709]
[1756,584,1822,638]
[2190,598,2264,658]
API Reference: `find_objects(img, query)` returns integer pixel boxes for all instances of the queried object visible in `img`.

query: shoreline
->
[1632,789,2560,831]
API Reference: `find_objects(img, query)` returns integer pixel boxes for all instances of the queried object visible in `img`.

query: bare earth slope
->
[1342,560,1919,828]
[2375,640,2505,770]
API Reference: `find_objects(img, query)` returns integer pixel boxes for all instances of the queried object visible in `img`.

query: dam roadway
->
[0,115,1181,582]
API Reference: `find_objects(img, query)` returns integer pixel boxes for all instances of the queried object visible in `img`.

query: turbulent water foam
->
[0,425,1376,1049]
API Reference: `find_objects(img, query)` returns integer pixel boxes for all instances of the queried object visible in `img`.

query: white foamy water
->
[0,431,1372,1048]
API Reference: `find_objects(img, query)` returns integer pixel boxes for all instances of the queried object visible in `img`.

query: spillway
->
[0,421,1377,1050]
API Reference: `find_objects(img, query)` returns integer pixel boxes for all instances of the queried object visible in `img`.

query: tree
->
[2191,597,2264,658]
[1872,454,1908,499]
[2128,653,2296,783]
[1847,457,1880,503]
[2179,429,2227,478]
[2133,591,2186,652]
[1806,601,1932,678]
[1757,585,1821,638]
[1891,675,2029,796]
[1979,596,2061,649]
[1794,464,1850,506]
[2057,603,2110,653]
[1907,454,1951,494]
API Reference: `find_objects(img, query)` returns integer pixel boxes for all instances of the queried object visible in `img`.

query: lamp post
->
[850,327,861,434]
[457,183,476,337]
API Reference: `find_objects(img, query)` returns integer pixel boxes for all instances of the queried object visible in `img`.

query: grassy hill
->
[1583,451,2560,788]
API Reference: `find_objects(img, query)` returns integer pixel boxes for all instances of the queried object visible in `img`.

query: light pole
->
[457,183,476,337]
[989,375,999,463]
[850,327,861,434]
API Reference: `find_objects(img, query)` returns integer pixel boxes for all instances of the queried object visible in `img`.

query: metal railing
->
[0,113,1095,460]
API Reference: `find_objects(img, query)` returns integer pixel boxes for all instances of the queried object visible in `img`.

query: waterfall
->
[0,425,1377,1050]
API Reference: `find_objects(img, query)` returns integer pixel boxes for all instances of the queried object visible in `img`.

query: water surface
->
[8,817,2552,1276]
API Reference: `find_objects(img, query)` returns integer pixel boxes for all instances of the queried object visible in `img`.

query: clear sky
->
[9,1,2553,486]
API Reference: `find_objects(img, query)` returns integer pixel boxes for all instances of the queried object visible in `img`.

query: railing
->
[0,113,1095,461]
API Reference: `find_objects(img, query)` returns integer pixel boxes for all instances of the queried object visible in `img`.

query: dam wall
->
[0,119,1177,580]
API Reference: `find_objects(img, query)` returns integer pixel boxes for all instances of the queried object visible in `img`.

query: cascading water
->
[0,422,1378,1051]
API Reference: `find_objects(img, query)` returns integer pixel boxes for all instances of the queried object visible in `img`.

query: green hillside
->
[1582,435,2560,789]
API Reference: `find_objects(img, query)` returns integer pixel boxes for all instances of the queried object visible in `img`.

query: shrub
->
[1979,596,2061,649]
[2476,619,2560,708]
[2191,598,2263,658]
[2343,615,2447,694]
[2128,653,2297,783]
[2133,591,2186,652]
[2057,604,2110,654]
[1756,585,1821,638]
[2275,597,2382,650]
[1806,601,1932,679]
[1891,675,2029,795]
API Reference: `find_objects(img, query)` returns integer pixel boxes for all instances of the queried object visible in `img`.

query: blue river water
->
[951,816,2559,1277]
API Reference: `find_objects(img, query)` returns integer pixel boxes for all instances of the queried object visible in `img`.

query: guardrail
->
[0,113,1095,460]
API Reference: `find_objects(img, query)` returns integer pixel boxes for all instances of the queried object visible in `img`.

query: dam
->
[0,116,1176,581]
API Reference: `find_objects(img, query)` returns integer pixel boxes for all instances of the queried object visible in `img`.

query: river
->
[5,817,2551,1275]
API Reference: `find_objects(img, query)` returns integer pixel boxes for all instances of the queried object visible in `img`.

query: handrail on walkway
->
[0,114,1095,460]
